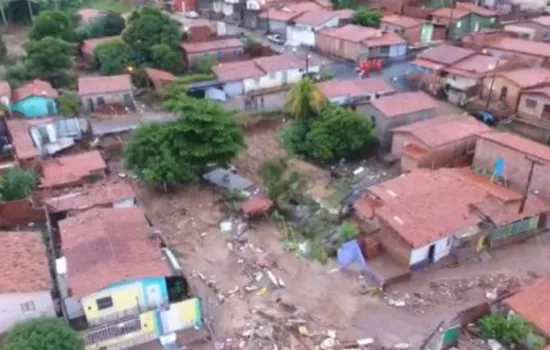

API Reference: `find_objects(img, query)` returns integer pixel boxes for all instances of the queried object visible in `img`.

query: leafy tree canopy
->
[58,91,80,116]
[0,35,7,62]
[94,40,133,75]
[331,0,358,9]
[151,43,182,74]
[3,317,83,350]
[192,55,217,74]
[123,6,180,63]
[352,6,381,27]
[76,12,126,41]
[285,78,327,120]
[0,167,37,202]
[479,314,532,349]
[29,10,75,42]
[24,37,75,87]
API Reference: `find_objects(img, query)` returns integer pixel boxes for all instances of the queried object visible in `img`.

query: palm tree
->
[285,77,327,120]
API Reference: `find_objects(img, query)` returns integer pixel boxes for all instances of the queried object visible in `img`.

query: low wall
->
[0,198,46,228]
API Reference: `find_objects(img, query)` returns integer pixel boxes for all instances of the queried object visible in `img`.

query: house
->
[11,80,58,118]
[285,9,353,47]
[480,37,550,66]
[81,36,121,63]
[504,16,550,41]
[5,117,88,165]
[481,68,550,114]
[77,8,105,25]
[211,52,324,97]
[430,3,497,39]
[473,131,550,203]
[180,37,244,67]
[40,150,107,189]
[516,85,550,142]
[0,230,55,333]
[505,280,550,341]
[258,2,324,36]
[182,18,215,41]
[56,207,202,349]
[145,68,177,92]
[391,115,491,171]
[380,15,426,45]
[315,24,408,62]
[358,91,440,148]
[354,167,549,270]
[78,75,134,113]
[43,180,136,215]
[317,77,395,105]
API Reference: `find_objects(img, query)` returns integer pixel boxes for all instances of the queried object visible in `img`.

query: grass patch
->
[82,0,134,13]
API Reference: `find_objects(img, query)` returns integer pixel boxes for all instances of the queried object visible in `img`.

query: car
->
[185,11,200,19]
[471,111,496,126]
[266,33,285,45]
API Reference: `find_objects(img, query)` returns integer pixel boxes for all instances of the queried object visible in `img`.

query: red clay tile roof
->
[59,207,171,297]
[78,74,132,96]
[479,131,550,163]
[77,8,104,23]
[255,52,325,72]
[523,85,550,98]
[472,194,550,226]
[456,2,496,16]
[0,81,11,98]
[393,115,491,148]
[81,36,121,57]
[382,15,424,28]
[506,279,550,336]
[5,117,54,160]
[43,180,135,213]
[259,2,323,21]
[240,194,273,215]
[364,31,406,47]
[431,7,471,19]
[0,231,51,293]
[485,37,550,59]
[12,80,58,102]
[444,54,503,78]
[180,37,243,54]
[417,44,476,66]
[212,60,265,82]
[293,9,351,26]
[317,77,395,98]
[40,151,107,188]
[371,91,439,118]
[144,67,177,90]
[530,15,550,27]
[496,68,550,89]
[319,24,384,42]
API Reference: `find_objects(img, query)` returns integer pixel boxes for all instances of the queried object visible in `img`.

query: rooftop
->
[479,131,550,163]
[529,15,550,27]
[5,117,54,160]
[392,115,491,148]
[317,77,395,98]
[255,52,324,72]
[444,54,503,78]
[78,74,132,96]
[455,2,496,16]
[180,37,243,53]
[40,151,107,188]
[417,44,476,66]
[371,91,439,118]
[485,37,550,59]
[144,67,177,90]
[292,9,352,26]
[363,30,406,47]
[496,67,550,89]
[81,36,121,56]
[0,231,50,293]
[259,2,323,21]
[506,280,550,336]
[58,207,171,298]
[319,24,385,42]
[43,180,135,213]
[12,80,58,102]
[382,15,424,28]
[212,60,265,82]
[431,7,471,20]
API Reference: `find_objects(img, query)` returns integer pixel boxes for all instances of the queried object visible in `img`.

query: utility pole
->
[446,0,455,41]
[518,156,545,214]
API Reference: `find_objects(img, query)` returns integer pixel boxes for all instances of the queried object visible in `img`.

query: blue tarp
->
[337,240,367,268]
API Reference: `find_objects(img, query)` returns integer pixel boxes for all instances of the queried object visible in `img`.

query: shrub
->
[479,314,530,348]
[0,167,37,202]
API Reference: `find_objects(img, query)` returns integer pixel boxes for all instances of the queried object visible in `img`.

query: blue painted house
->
[11,80,59,118]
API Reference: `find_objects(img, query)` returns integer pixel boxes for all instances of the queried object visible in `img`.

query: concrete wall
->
[472,138,550,199]
[481,75,522,112]
[287,17,339,47]
[518,93,550,121]
[243,65,321,93]
[12,96,58,118]
[504,22,544,40]
[410,236,452,266]
[376,219,411,267]
[0,291,56,333]
[0,199,46,228]
[315,33,368,62]
[185,46,245,66]
[80,90,135,113]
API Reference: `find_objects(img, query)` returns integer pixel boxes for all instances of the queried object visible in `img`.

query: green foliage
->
[285,78,327,120]
[260,158,303,204]
[332,0,358,9]
[4,62,28,88]
[306,106,375,162]
[24,37,75,88]
[123,6,180,63]
[124,92,245,187]
[3,317,84,350]
[151,43,182,74]
[0,167,37,203]
[338,220,359,244]
[244,40,264,57]
[0,36,7,62]
[318,67,334,81]
[352,6,381,28]
[479,314,530,348]
[58,91,80,116]
[193,55,218,74]
[176,73,214,85]
[76,12,126,41]
[94,39,133,75]
[29,11,75,42]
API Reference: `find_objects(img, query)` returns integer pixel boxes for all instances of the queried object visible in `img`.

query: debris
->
[394,343,410,349]
[256,252,277,267]
[485,289,497,300]
[257,287,268,296]
[487,339,505,350]
[357,338,374,346]
[277,278,286,288]
[266,270,281,287]
[220,221,232,232]
[298,326,309,336]
[228,286,240,295]
[321,337,336,349]
[118,172,128,178]
[237,258,244,264]
[244,285,260,292]
[327,330,336,338]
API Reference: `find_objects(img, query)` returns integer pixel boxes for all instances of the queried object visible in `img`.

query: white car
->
[185,11,200,19]
[266,33,285,45]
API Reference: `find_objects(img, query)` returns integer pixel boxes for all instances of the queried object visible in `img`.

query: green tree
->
[58,91,80,116]
[479,314,530,349]
[332,0,358,9]
[4,62,29,88]
[306,106,375,162]
[151,43,182,74]
[94,40,133,75]
[3,317,84,350]
[25,37,75,87]
[193,55,217,74]
[123,6,180,63]
[285,78,327,120]
[352,6,381,27]
[260,158,303,205]
[29,11,75,42]
[338,220,359,244]
[0,167,37,203]
[0,35,7,62]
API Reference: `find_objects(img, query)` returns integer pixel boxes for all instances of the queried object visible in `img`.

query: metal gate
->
[422,318,461,350]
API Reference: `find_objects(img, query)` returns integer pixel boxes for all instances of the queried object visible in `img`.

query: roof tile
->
[479,131,550,163]
[371,91,440,118]
[506,280,550,336]
[12,80,58,102]
[317,77,395,98]
[81,36,121,57]
[180,37,243,54]
[78,74,132,96]
[40,151,107,188]
[382,15,424,28]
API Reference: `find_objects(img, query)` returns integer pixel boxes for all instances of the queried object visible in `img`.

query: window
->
[96,296,114,310]
[218,51,224,59]
[456,20,462,28]
[526,98,538,109]
[97,97,105,106]
[233,50,239,57]
[380,46,390,55]
[20,301,36,313]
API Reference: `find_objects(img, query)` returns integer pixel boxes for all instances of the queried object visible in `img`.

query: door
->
[428,244,436,262]
[146,284,162,308]
[87,98,94,112]
[123,94,133,108]
[499,86,508,100]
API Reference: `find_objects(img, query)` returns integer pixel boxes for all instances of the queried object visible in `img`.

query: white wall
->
[409,236,452,266]
[0,291,56,333]
[286,17,339,47]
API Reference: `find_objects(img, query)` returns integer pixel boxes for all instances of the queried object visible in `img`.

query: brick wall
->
[481,75,523,112]
[315,33,366,62]
[375,219,412,266]
[0,199,46,228]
